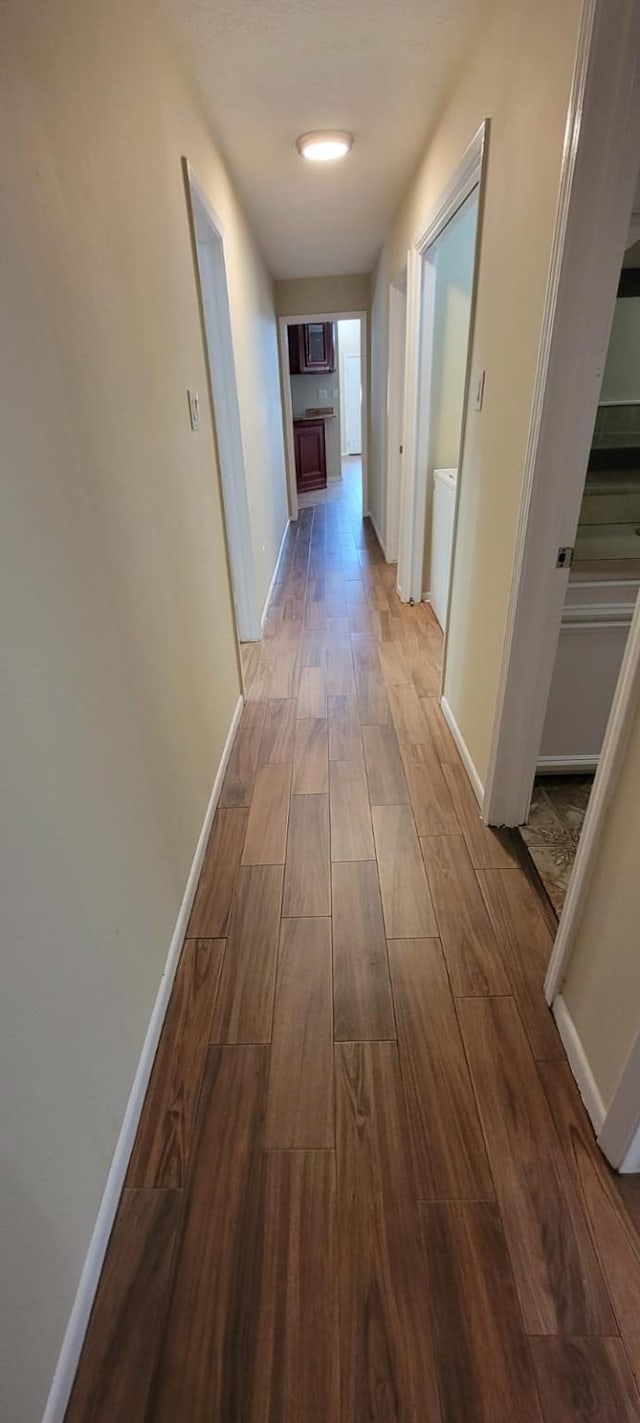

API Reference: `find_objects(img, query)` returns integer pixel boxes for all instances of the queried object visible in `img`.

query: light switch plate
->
[188,388,200,431]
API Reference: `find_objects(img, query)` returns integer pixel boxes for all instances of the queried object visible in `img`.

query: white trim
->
[544,582,640,1003]
[261,518,291,630]
[397,122,488,605]
[536,753,598,774]
[385,275,407,563]
[184,161,260,642]
[482,0,640,827]
[552,994,606,1133]
[41,694,244,1423]
[440,695,484,807]
[278,311,369,520]
[598,1027,640,1170]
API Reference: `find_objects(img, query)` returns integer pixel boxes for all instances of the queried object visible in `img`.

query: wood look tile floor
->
[66,466,640,1422]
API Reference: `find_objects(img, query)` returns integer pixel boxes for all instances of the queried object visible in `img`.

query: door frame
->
[278,310,368,520]
[482,0,640,827]
[385,271,407,564]
[183,160,260,642]
[396,120,488,606]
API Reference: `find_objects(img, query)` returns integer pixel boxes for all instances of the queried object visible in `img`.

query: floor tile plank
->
[297,665,327,718]
[372,804,438,937]
[147,1047,268,1423]
[328,693,364,762]
[187,807,248,938]
[251,1151,340,1422]
[362,722,410,804]
[259,699,297,763]
[420,1200,544,1423]
[211,864,283,1043]
[292,716,329,793]
[388,938,493,1200]
[539,1061,640,1387]
[219,726,263,808]
[329,759,375,860]
[282,793,330,917]
[387,682,431,744]
[442,761,517,868]
[336,1042,441,1422]
[458,996,616,1336]
[477,868,564,1060]
[128,938,225,1188]
[242,762,291,866]
[332,860,395,1040]
[400,741,460,835]
[529,1338,640,1423]
[65,1188,181,1423]
[265,918,333,1149]
[421,835,511,996]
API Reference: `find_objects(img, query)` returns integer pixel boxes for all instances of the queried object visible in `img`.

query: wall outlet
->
[318,387,328,399]
[187,388,200,431]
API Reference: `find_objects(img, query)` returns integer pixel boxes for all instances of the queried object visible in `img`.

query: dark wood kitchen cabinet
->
[288,322,336,374]
[293,419,327,492]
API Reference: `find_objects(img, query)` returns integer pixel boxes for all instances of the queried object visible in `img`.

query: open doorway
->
[278,311,368,521]
[395,123,487,621]
[183,161,260,643]
[518,229,640,916]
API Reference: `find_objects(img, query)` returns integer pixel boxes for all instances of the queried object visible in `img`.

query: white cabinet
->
[538,572,639,773]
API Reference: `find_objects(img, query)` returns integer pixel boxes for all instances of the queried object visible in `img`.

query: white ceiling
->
[163,0,483,278]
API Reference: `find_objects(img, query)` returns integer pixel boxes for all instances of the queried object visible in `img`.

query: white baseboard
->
[440,695,484,809]
[537,754,599,774]
[41,693,244,1423]
[261,520,291,632]
[552,994,606,1135]
[367,508,387,560]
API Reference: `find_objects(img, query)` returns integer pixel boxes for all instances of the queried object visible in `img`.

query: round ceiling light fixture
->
[296,130,353,162]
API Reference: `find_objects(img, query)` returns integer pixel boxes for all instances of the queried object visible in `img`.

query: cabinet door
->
[303,322,335,372]
[294,422,327,491]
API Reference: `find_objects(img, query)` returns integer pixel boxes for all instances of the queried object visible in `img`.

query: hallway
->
[66,472,640,1422]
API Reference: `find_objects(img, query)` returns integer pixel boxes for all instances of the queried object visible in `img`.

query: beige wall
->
[562,698,640,1108]
[422,192,478,592]
[275,273,371,317]
[370,0,583,783]
[0,2,285,1419]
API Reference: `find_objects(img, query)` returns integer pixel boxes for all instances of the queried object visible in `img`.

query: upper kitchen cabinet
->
[288,322,336,374]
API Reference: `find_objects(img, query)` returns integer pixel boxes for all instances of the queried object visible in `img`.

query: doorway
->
[337,319,362,458]
[278,311,368,519]
[183,161,260,643]
[518,237,640,917]
[396,123,487,621]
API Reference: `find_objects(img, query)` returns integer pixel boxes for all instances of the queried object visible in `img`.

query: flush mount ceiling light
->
[296,131,353,162]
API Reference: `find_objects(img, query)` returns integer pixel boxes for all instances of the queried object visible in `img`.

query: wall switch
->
[474,369,486,412]
[318,388,328,399]
[188,388,200,431]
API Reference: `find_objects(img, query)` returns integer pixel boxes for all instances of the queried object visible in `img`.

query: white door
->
[430,467,457,630]
[344,354,362,455]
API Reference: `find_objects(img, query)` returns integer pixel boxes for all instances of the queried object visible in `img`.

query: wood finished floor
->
[66,469,640,1422]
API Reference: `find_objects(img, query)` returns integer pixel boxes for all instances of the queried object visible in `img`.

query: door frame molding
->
[277,311,369,521]
[396,120,488,605]
[385,270,407,564]
[183,160,260,641]
[482,0,640,826]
